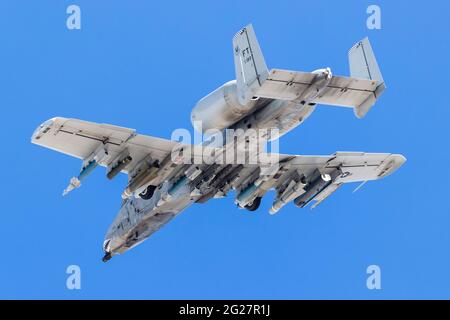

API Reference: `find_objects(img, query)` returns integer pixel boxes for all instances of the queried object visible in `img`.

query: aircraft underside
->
[31,24,405,262]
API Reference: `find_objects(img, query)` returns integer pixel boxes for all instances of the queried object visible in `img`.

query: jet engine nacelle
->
[191,80,258,133]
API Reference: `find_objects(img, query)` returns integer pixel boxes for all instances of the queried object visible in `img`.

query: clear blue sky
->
[1,1,449,299]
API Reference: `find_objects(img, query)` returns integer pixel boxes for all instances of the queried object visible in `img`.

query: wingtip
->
[377,154,407,179]
[31,118,55,143]
[393,154,407,166]
[396,154,407,171]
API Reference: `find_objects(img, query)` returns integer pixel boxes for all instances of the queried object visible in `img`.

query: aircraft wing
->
[31,117,406,210]
[230,152,406,212]
[31,117,184,193]
[278,152,405,183]
[31,117,178,165]
[31,117,222,196]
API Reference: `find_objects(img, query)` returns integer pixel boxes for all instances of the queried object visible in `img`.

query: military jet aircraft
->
[31,25,405,262]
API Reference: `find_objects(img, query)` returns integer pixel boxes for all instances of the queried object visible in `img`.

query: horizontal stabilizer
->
[238,31,386,119]
[256,69,379,110]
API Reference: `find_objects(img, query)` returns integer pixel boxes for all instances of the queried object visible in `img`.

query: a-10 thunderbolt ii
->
[31,24,405,262]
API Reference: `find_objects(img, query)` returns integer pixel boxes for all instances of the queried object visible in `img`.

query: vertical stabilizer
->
[348,38,386,118]
[349,37,384,84]
[233,24,269,105]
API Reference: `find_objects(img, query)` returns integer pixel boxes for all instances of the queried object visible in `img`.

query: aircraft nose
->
[101,236,126,262]
[102,239,113,263]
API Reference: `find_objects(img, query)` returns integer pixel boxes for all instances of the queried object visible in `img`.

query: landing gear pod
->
[294,169,341,208]
[244,197,262,212]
